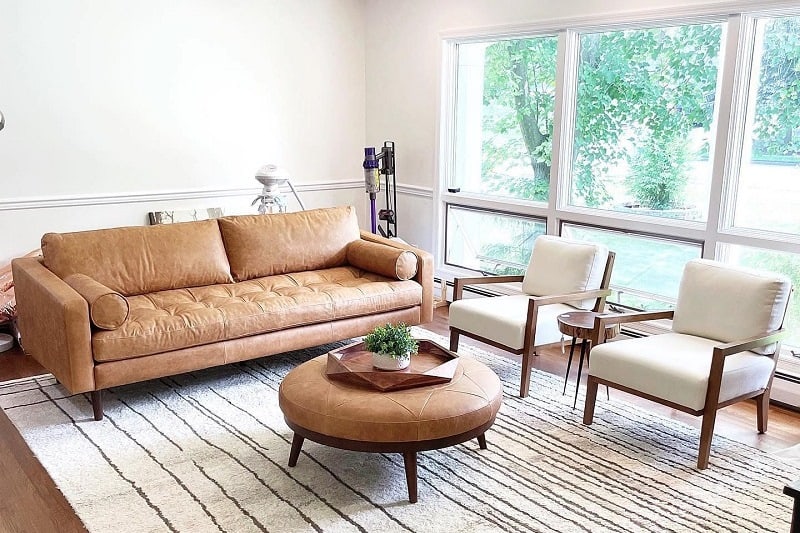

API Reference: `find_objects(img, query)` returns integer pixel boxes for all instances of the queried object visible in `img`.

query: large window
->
[562,224,702,310]
[454,37,558,202]
[445,205,545,275]
[730,15,800,235]
[570,24,722,221]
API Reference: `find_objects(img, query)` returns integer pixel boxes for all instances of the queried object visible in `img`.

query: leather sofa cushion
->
[64,273,129,330]
[219,206,360,282]
[42,220,233,296]
[91,266,423,362]
[346,240,418,280]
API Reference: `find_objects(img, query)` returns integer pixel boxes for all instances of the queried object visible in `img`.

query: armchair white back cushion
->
[671,259,792,354]
[521,236,609,310]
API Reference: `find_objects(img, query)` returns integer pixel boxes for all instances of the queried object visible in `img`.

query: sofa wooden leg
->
[91,390,104,421]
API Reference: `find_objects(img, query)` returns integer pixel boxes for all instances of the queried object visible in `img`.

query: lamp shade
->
[255,164,290,187]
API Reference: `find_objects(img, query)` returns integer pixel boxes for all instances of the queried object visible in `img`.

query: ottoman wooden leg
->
[288,433,304,467]
[402,451,418,503]
[477,433,487,450]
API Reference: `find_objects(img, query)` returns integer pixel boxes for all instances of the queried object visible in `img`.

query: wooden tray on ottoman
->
[326,339,459,392]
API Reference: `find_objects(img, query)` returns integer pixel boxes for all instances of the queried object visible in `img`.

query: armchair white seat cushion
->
[589,333,776,411]
[449,296,573,350]
[522,236,609,309]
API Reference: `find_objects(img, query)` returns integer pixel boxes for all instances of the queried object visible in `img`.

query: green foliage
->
[626,133,690,209]
[480,24,723,205]
[364,323,418,358]
[481,37,557,202]
[752,17,800,158]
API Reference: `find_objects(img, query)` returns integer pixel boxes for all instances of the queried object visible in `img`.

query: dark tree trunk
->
[509,41,551,183]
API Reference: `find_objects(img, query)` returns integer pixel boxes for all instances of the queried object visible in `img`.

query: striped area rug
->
[1,330,798,533]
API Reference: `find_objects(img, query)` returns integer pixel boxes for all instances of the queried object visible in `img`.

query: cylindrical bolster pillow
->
[346,240,418,280]
[63,273,130,330]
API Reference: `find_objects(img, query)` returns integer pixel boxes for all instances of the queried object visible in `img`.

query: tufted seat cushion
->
[279,354,502,442]
[92,266,422,362]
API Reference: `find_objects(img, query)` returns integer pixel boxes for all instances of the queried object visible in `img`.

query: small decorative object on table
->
[364,322,418,370]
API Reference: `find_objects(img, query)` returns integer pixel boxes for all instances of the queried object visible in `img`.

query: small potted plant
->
[364,322,419,371]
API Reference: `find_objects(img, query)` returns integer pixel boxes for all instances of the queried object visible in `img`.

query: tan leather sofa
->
[11,206,433,420]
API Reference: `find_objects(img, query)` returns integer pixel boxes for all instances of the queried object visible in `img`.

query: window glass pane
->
[562,224,702,309]
[445,205,546,275]
[454,37,558,202]
[570,24,723,221]
[718,244,800,348]
[732,16,800,235]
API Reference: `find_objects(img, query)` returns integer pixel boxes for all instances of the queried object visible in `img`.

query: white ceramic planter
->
[372,351,411,371]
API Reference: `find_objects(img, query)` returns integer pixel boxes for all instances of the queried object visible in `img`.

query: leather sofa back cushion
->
[63,273,129,330]
[219,206,361,281]
[346,240,418,280]
[42,220,233,296]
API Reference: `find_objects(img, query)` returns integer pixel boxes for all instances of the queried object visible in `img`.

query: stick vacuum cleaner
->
[363,141,396,237]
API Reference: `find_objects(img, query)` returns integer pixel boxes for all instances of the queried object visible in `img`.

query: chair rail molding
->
[0,181,364,211]
[396,183,434,198]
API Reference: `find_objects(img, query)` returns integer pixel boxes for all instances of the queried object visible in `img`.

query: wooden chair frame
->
[450,252,615,398]
[582,309,789,469]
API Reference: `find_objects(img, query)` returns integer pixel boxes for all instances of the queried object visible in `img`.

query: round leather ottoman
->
[279,353,502,503]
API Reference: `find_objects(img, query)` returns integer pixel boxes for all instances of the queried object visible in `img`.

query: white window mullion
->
[550,30,580,236]
[708,14,757,259]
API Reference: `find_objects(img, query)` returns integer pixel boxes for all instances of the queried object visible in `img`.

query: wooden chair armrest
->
[590,309,675,345]
[713,329,787,357]
[704,329,787,413]
[452,275,524,301]
[529,288,611,307]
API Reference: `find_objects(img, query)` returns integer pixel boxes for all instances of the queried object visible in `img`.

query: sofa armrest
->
[359,231,434,323]
[11,257,94,393]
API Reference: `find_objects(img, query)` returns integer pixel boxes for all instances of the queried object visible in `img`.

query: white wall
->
[0,0,367,262]
[362,0,797,255]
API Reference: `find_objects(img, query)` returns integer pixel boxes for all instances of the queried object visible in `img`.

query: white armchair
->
[583,259,792,469]
[449,235,614,397]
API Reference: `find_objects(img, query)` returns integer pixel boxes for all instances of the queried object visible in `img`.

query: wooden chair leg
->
[449,330,460,352]
[519,352,534,398]
[756,391,770,434]
[697,407,719,469]
[582,376,599,425]
[91,390,104,421]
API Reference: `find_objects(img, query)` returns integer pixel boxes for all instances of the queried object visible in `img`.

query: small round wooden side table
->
[557,311,620,409]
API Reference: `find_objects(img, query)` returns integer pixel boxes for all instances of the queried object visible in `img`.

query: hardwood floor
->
[1,306,799,531]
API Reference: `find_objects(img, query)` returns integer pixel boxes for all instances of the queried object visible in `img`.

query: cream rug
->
[2,330,798,533]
